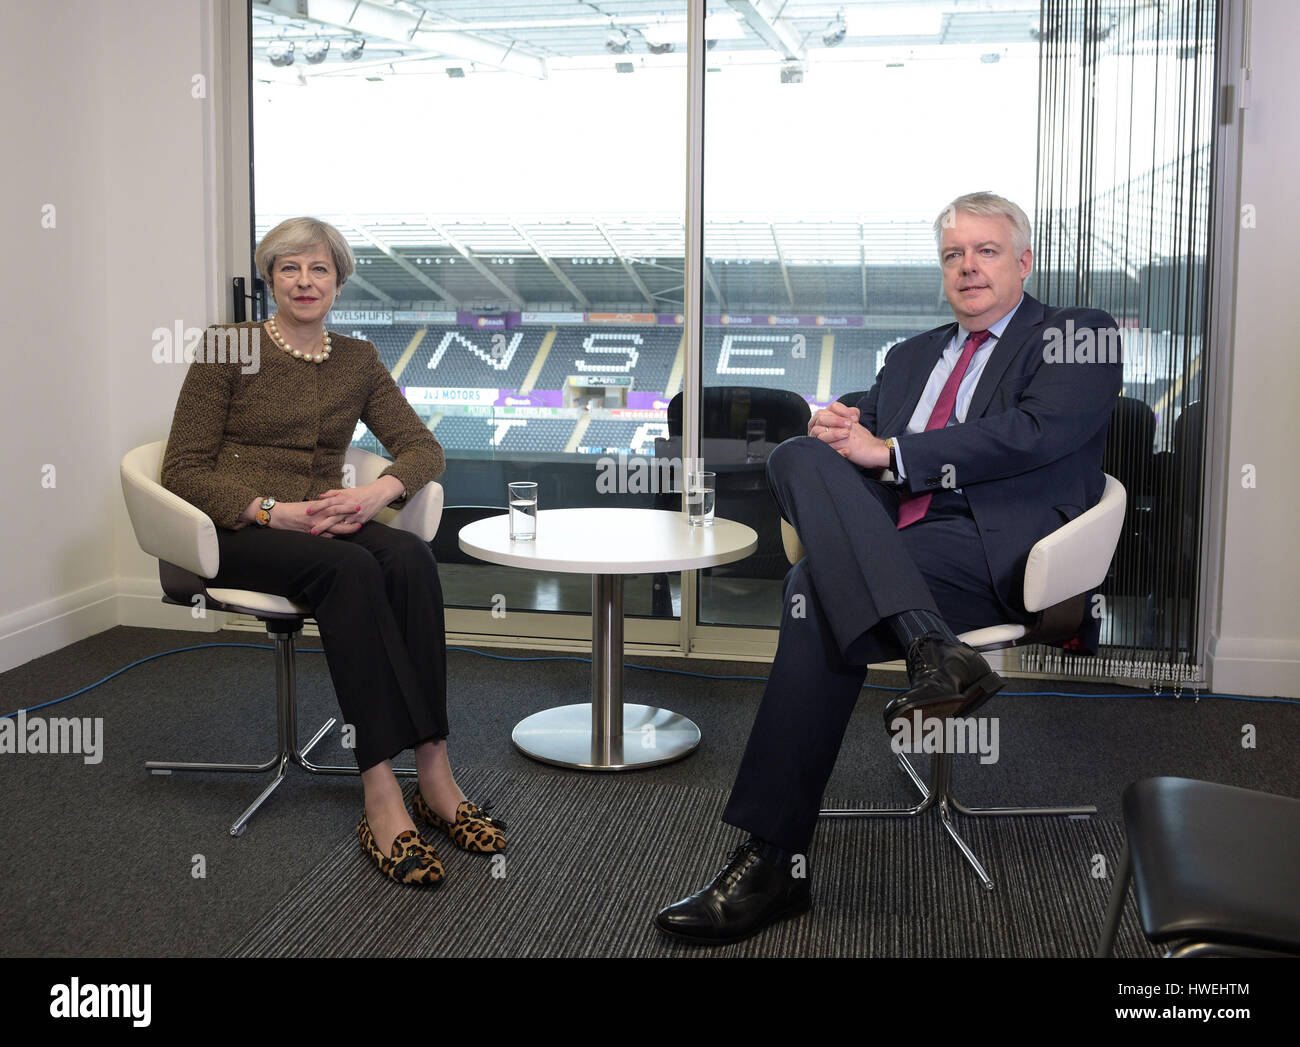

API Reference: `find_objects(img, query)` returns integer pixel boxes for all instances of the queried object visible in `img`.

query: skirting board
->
[13,581,1293,700]
[0,580,119,675]
[1206,631,1300,698]
[0,578,227,675]
[114,576,229,633]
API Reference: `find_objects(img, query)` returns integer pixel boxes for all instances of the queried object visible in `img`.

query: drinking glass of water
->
[686,471,715,528]
[508,481,538,541]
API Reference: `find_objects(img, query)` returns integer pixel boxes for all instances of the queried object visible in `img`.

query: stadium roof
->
[256,211,950,311]
[251,1,1201,83]
[250,3,1210,313]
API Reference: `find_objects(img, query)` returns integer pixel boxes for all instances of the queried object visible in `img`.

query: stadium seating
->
[495,418,576,454]
[534,326,680,394]
[430,414,578,454]
[408,325,544,390]
[703,328,823,392]
[580,419,669,455]
[430,415,494,452]
[343,325,411,371]
[828,328,915,394]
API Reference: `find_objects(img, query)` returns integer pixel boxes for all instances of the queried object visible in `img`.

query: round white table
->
[458,507,758,770]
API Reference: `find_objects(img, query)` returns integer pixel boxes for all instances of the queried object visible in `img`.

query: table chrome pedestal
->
[458,508,756,773]
[511,574,701,769]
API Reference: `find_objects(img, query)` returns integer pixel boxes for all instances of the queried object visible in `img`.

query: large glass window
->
[250,1,1215,672]
[252,2,688,631]
[698,2,1040,628]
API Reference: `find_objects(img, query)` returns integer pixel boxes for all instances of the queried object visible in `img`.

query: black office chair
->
[1096,777,1300,957]
[432,506,508,565]
[665,385,813,448]
[659,386,812,582]
[1147,400,1204,647]
[1101,397,1157,599]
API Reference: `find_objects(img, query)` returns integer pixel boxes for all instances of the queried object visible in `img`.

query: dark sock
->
[888,608,959,651]
[749,835,793,865]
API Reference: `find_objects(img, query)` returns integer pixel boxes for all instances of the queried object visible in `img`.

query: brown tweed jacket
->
[161,321,445,530]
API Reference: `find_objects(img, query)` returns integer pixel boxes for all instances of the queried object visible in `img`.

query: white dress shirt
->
[893,295,1024,481]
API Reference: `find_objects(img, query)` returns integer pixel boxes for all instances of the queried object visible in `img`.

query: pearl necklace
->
[266,314,331,363]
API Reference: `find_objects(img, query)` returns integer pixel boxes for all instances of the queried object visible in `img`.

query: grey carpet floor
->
[228,769,1155,958]
[1,625,1295,957]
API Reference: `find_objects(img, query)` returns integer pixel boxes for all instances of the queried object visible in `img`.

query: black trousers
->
[210,521,448,772]
[720,436,1030,854]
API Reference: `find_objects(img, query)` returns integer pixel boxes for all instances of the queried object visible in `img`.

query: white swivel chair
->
[120,441,444,837]
[781,473,1127,890]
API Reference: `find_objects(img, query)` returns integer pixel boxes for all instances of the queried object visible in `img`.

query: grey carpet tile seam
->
[231,769,691,957]
[229,769,1155,958]
[411,771,723,958]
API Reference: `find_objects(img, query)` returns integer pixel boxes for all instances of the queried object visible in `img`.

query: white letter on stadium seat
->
[717,334,788,376]
[428,331,522,372]
[574,332,641,373]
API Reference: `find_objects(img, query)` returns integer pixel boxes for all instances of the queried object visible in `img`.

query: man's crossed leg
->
[654,437,1018,944]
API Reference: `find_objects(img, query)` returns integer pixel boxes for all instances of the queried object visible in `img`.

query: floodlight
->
[341,37,365,61]
[605,28,631,54]
[267,40,295,67]
[823,10,847,48]
[303,38,329,64]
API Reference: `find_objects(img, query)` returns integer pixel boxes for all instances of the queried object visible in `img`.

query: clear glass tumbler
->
[508,481,538,541]
[686,471,716,527]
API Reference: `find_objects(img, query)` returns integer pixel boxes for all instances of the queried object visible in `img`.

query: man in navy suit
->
[655,192,1122,944]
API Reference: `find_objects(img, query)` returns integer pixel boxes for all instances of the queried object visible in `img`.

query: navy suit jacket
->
[855,293,1121,645]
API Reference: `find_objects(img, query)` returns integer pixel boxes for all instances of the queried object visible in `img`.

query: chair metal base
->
[821,749,1096,891]
[145,624,414,837]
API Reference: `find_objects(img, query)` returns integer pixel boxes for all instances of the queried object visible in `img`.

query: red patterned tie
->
[896,329,992,529]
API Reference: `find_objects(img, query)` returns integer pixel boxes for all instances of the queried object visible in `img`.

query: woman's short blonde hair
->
[255,216,355,290]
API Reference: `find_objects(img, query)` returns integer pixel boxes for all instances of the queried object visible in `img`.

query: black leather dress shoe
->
[882,635,1006,731]
[653,839,811,945]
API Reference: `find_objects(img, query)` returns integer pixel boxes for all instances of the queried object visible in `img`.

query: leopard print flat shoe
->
[357,814,445,885]
[411,793,507,853]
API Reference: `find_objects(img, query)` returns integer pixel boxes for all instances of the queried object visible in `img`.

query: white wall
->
[0,0,226,673]
[0,3,118,665]
[1206,0,1300,697]
[103,0,229,631]
[0,0,1295,698]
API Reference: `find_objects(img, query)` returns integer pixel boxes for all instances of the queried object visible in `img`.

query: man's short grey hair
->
[255,216,356,290]
[933,192,1032,257]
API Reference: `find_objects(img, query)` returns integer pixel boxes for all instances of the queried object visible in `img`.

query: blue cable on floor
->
[3,640,1296,720]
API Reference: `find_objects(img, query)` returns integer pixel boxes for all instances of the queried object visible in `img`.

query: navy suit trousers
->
[720,436,1030,854]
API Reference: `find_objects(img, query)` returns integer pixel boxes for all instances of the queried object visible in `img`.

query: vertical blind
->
[1025,0,1217,686]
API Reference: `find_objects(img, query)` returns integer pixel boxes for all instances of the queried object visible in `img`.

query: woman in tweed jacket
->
[161,217,504,885]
